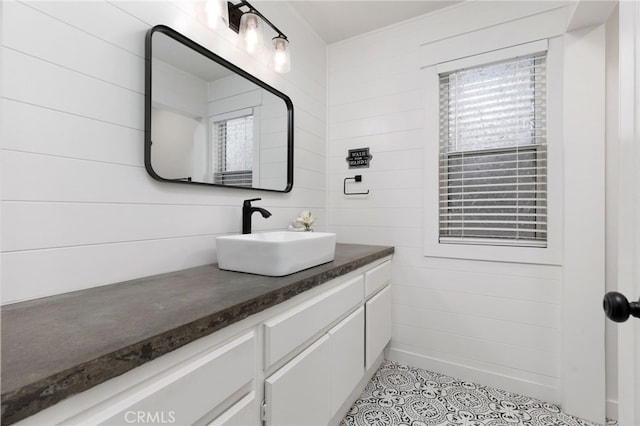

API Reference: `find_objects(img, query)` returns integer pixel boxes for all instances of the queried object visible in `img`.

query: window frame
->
[438,52,548,247]
[209,108,260,188]
[423,39,563,265]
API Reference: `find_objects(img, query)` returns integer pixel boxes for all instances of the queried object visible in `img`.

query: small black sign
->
[346,148,373,169]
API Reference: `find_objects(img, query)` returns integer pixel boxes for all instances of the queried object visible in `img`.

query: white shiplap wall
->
[0,0,327,304]
[327,2,568,404]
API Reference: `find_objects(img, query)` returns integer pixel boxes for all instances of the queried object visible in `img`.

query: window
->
[439,52,547,247]
[212,113,254,187]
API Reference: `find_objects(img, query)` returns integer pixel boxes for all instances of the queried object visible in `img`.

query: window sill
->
[423,240,562,265]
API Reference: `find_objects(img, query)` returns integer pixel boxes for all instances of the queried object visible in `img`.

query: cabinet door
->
[265,335,331,426]
[365,285,391,370]
[329,307,365,417]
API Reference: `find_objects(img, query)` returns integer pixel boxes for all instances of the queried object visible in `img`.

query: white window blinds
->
[213,115,253,187]
[439,52,547,247]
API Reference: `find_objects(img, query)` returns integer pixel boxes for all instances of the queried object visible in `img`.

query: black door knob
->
[603,291,640,322]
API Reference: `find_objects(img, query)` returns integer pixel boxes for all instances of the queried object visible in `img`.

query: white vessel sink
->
[216,231,337,276]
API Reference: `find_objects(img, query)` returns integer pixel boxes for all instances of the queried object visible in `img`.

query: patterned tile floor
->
[341,361,617,426]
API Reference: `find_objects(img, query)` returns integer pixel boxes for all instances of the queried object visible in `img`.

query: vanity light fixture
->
[238,10,263,54]
[272,35,290,73]
[201,0,229,30]
[227,0,291,73]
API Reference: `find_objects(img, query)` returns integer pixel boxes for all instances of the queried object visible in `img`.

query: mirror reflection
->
[146,26,293,192]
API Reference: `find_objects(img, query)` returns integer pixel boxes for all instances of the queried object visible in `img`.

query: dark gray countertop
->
[1,243,393,425]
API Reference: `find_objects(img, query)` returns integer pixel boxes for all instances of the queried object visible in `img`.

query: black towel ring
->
[344,175,370,195]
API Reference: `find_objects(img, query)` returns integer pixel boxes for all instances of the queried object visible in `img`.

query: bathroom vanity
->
[1,244,393,425]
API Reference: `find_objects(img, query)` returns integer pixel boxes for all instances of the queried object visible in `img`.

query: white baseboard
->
[387,348,560,405]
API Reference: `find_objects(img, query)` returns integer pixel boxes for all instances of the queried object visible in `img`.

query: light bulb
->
[272,36,290,73]
[239,12,263,54]
[201,0,228,30]
[245,29,258,53]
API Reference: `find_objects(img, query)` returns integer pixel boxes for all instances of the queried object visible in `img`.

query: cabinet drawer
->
[70,332,255,426]
[208,392,258,426]
[263,275,363,368]
[365,285,391,370]
[364,260,391,298]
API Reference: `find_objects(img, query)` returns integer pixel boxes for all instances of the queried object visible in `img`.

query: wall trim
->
[560,24,606,424]
[387,348,560,405]
[607,398,618,421]
[420,7,566,68]
[422,35,565,266]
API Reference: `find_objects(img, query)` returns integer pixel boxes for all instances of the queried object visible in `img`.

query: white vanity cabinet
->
[262,259,392,426]
[22,331,259,426]
[15,256,392,426]
[264,307,365,426]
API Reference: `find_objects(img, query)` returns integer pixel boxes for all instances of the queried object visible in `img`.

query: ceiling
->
[286,1,460,44]
[154,30,234,81]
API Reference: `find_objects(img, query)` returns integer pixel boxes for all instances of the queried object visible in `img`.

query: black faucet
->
[242,198,272,234]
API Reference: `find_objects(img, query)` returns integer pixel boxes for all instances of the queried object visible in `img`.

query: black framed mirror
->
[145,25,293,192]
